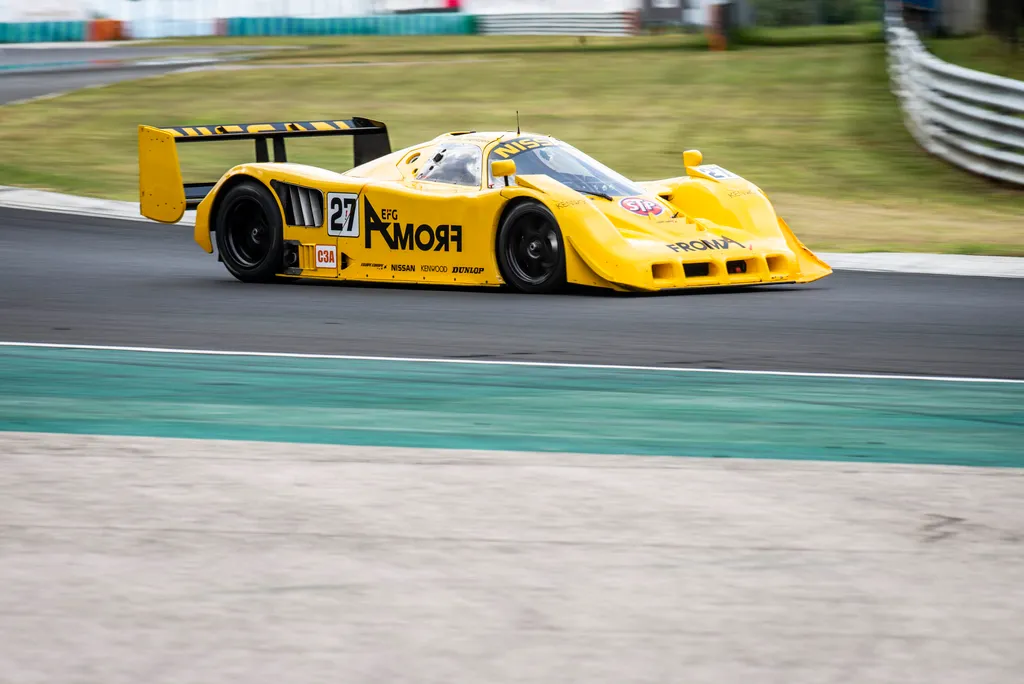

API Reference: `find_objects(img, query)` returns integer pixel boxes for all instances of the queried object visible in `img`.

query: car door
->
[357,143,506,284]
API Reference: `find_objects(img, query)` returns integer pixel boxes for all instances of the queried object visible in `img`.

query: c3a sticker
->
[315,244,337,268]
[491,137,557,159]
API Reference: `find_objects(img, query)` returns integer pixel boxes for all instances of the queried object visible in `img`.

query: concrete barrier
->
[125,19,219,40]
[87,20,124,42]
[1,13,473,42]
[0,21,86,43]
[476,12,640,36]
[887,16,1024,186]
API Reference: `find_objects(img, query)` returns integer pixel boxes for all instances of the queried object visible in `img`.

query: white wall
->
[3,0,693,25]
[464,0,638,13]
[1,1,377,22]
[1,0,91,21]
[2,0,648,22]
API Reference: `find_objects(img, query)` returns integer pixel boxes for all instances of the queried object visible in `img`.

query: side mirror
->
[682,150,703,168]
[491,159,516,186]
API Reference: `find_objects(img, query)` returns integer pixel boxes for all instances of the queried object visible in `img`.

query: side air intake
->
[271,181,324,227]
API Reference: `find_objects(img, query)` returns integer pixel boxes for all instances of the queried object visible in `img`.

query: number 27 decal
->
[327,192,359,237]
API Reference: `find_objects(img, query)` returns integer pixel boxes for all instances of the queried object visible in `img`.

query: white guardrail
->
[887,20,1024,186]
[477,12,639,36]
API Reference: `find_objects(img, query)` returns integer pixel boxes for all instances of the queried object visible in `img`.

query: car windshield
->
[489,137,643,198]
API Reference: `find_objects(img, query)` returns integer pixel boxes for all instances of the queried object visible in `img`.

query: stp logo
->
[620,197,664,217]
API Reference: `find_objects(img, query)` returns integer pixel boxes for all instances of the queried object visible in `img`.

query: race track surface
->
[0,66,193,104]
[0,43,271,104]
[2,208,1022,378]
[0,44,260,68]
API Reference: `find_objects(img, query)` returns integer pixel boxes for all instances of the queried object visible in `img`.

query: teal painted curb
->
[0,346,1021,467]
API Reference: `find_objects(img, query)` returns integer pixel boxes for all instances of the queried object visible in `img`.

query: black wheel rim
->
[224,197,272,268]
[505,212,560,286]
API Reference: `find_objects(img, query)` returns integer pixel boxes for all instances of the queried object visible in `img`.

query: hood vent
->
[683,262,711,278]
[271,181,324,228]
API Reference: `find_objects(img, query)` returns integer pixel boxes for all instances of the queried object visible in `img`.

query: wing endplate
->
[138,125,186,224]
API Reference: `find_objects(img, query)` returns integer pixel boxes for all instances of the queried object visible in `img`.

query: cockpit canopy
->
[411,133,644,197]
[414,143,482,187]
[487,136,643,198]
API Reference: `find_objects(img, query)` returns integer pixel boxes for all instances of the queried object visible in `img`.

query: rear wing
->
[138,117,390,223]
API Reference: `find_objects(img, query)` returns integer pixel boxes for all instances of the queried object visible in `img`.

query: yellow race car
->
[138,117,830,293]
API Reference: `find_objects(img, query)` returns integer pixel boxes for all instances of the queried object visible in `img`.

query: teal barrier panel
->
[1,14,475,43]
[0,21,87,43]
[225,13,475,38]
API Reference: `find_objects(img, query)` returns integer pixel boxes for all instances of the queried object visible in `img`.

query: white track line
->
[1,341,1021,384]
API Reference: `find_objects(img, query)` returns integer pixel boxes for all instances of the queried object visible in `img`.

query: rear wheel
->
[496,201,567,294]
[214,180,284,283]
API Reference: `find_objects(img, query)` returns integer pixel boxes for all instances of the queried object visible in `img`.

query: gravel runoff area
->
[1,432,1022,684]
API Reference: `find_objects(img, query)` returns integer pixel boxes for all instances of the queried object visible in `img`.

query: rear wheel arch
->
[209,174,274,237]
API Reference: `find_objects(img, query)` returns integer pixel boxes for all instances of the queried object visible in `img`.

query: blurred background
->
[0,0,1005,37]
[1,0,1020,254]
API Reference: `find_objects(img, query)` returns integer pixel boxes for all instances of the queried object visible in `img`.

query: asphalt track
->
[0,44,259,67]
[1,207,1022,378]
[0,65,197,103]
[0,43,266,104]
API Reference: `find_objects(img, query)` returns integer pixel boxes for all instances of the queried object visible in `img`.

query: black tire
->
[214,179,284,283]
[496,201,567,294]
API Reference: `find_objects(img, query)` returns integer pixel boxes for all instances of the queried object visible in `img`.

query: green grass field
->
[1,35,1021,254]
[928,34,1024,81]
[160,32,709,52]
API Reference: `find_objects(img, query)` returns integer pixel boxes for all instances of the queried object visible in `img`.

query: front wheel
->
[496,201,567,294]
[214,180,284,283]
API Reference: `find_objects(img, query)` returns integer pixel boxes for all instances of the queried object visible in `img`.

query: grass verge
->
[159,32,709,54]
[0,39,1020,254]
[734,22,883,47]
[153,22,884,51]
[927,34,1024,81]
